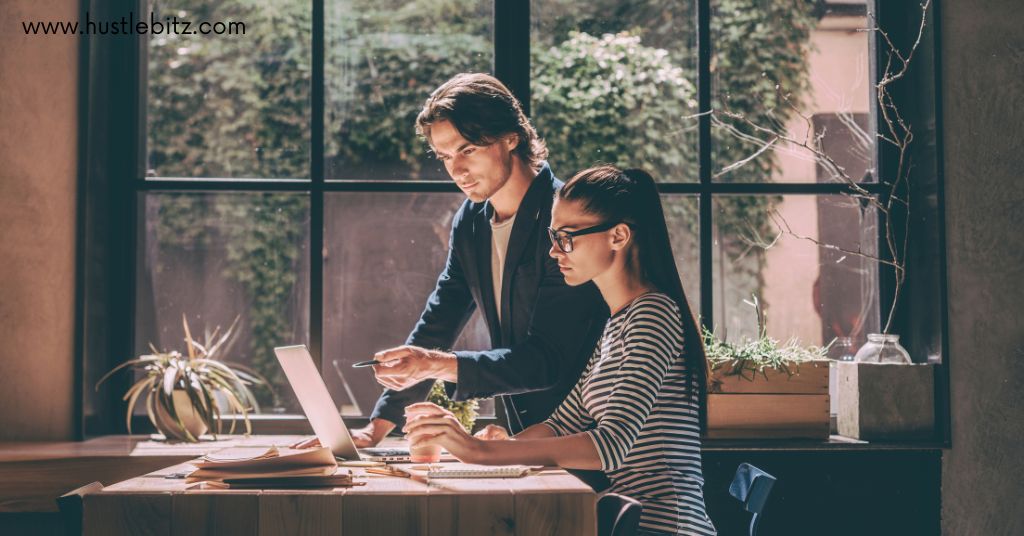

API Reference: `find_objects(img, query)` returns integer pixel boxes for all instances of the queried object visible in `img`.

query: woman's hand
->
[474,424,510,440]
[403,402,487,464]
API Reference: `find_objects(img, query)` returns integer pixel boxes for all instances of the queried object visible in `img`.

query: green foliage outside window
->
[532,32,698,184]
[145,0,820,410]
[148,0,312,405]
[324,33,490,173]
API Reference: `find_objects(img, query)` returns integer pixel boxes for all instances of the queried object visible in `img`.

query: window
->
[90,0,935,433]
[135,192,311,412]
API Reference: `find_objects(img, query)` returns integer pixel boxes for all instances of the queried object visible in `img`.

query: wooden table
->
[2,435,943,535]
[79,450,596,535]
[2,435,347,513]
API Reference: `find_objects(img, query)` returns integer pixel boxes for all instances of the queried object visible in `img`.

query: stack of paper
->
[187,446,348,487]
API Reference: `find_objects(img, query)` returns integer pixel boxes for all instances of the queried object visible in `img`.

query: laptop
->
[274,345,411,462]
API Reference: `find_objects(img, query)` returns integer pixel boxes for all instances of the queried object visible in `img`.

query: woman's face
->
[548,198,622,286]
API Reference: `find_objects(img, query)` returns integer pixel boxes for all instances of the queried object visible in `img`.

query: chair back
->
[729,463,776,536]
[597,492,643,536]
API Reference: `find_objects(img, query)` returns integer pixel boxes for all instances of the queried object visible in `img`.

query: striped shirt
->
[544,292,716,535]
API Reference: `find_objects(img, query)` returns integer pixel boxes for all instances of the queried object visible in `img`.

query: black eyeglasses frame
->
[547,221,624,253]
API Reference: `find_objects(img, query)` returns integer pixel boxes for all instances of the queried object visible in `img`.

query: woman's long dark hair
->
[558,165,710,431]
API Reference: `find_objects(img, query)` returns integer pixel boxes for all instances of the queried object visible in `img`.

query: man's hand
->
[288,418,395,449]
[349,419,396,448]
[473,424,510,441]
[372,345,458,391]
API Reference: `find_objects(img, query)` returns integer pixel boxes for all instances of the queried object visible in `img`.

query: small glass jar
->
[827,337,856,362]
[854,333,912,364]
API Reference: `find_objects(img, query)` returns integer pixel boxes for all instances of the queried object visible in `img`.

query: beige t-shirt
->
[490,212,517,324]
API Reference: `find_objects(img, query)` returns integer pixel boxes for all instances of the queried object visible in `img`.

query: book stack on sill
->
[187,445,362,489]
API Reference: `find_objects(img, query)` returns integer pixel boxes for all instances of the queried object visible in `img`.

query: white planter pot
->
[153,389,209,441]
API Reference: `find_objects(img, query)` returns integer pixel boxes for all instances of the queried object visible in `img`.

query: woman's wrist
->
[469,436,495,464]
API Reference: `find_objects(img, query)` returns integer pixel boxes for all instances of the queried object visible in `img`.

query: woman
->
[404,165,716,535]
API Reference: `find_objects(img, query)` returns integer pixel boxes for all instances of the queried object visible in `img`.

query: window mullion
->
[494,0,531,115]
[310,0,325,372]
[697,0,713,330]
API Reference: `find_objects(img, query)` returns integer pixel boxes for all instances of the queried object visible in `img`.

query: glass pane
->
[324,193,492,417]
[663,195,701,318]
[711,1,873,183]
[146,1,311,179]
[135,192,310,415]
[325,1,493,180]
[532,0,699,182]
[712,195,879,346]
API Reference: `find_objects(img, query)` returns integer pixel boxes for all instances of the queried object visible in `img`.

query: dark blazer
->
[369,163,609,432]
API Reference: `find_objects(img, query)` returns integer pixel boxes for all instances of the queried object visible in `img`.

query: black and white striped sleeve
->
[542,358,594,436]
[585,299,681,471]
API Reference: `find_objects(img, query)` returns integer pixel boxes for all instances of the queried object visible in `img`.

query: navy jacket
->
[370,163,609,432]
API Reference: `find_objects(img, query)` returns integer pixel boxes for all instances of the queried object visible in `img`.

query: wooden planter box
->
[707,360,830,439]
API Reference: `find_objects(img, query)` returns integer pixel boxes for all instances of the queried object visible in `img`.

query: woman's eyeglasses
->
[547,221,622,253]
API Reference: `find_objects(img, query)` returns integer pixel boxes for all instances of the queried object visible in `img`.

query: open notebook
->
[188,446,338,482]
[400,463,541,479]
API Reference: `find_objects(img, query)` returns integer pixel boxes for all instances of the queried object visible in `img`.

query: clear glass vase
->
[854,333,912,364]
[827,337,857,361]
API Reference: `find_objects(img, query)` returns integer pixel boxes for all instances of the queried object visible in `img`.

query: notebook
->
[188,446,337,482]
[402,463,540,479]
[222,472,359,489]
[188,465,336,482]
[193,446,336,470]
[201,446,279,463]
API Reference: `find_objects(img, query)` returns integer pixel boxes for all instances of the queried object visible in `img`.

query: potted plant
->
[704,297,831,439]
[426,380,479,433]
[96,315,271,442]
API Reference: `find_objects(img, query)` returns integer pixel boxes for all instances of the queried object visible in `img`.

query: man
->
[349,72,608,447]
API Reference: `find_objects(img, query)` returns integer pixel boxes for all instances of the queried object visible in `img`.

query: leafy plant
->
[704,296,829,386]
[533,31,699,183]
[96,315,271,442]
[426,380,478,433]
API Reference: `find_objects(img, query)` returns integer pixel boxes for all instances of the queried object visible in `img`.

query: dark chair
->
[729,463,776,536]
[57,481,103,536]
[597,492,643,536]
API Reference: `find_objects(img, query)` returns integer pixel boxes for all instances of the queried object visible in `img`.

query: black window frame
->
[77,0,950,444]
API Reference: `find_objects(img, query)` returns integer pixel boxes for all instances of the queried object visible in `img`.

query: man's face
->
[429,119,516,203]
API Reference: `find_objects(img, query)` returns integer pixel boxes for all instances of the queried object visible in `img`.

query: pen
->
[351,359,384,368]
[365,466,411,478]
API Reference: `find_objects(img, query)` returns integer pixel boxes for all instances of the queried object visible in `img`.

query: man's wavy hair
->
[416,73,548,171]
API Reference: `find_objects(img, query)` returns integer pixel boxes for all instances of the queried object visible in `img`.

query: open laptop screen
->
[274,345,361,461]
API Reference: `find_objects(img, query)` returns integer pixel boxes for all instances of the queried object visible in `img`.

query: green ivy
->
[427,380,478,433]
[711,0,817,284]
[148,0,312,407]
[146,0,820,410]
[533,32,699,183]
[325,33,490,173]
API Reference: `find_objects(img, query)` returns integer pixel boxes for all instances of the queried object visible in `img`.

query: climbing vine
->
[145,0,820,410]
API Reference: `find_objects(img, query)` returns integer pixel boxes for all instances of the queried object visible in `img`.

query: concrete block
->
[837,362,935,440]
